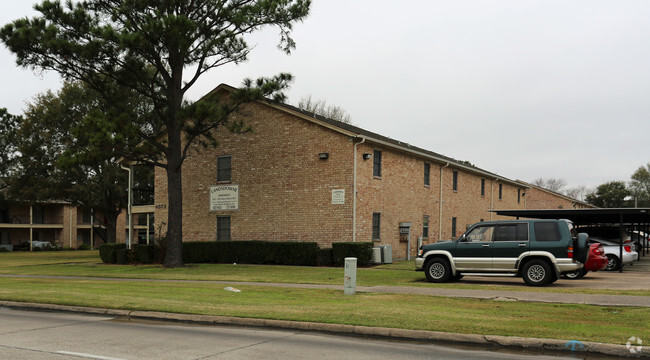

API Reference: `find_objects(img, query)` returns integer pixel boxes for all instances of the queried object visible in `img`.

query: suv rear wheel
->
[522,259,552,286]
[424,258,451,283]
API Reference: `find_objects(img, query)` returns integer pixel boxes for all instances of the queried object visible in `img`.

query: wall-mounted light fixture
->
[318,152,329,160]
[362,153,372,160]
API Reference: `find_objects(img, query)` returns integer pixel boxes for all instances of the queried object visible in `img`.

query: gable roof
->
[515,180,596,209]
[205,84,527,189]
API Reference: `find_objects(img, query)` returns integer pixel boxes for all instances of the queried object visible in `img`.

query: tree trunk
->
[163,123,184,268]
[106,217,117,245]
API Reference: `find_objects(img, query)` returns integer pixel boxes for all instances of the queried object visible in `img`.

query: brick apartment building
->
[0,202,120,250]
[150,84,557,260]
[2,84,592,257]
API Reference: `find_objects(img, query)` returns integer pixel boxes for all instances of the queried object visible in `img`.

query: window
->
[372,212,381,240]
[373,150,382,177]
[452,171,458,191]
[423,215,429,238]
[463,224,494,242]
[534,222,561,242]
[451,217,457,238]
[494,223,529,242]
[424,163,430,186]
[481,179,485,197]
[498,184,503,200]
[518,189,521,203]
[217,156,232,182]
[217,216,231,241]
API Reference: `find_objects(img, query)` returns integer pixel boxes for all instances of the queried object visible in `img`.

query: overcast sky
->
[2,1,650,193]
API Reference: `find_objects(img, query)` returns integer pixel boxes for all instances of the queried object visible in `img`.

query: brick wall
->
[155,102,355,248]
[355,144,526,258]
[524,186,592,210]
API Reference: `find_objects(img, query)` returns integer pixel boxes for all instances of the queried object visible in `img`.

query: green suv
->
[415,220,589,286]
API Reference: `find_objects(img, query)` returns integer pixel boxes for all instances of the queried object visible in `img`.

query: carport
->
[492,208,650,273]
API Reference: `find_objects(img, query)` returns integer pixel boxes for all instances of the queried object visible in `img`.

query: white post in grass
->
[344,257,357,295]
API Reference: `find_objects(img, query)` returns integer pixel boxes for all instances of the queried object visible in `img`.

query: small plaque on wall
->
[332,189,345,205]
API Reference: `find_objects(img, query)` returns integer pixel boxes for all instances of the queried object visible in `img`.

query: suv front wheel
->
[522,259,552,286]
[424,258,451,283]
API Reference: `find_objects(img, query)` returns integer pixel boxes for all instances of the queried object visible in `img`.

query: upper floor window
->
[452,171,458,191]
[481,179,486,197]
[373,150,382,177]
[424,163,430,186]
[499,184,503,200]
[217,155,232,182]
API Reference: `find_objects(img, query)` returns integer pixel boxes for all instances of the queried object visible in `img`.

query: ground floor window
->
[451,217,457,239]
[372,212,381,240]
[217,216,231,241]
[423,215,429,238]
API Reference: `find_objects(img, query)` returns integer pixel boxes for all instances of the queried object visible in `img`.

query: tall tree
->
[585,181,631,208]
[629,163,650,202]
[531,177,568,193]
[5,82,134,244]
[297,95,352,124]
[1,0,310,267]
[565,185,588,202]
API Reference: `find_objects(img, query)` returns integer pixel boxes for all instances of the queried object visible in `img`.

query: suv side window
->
[534,222,561,241]
[494,223,528,242]
[462,225,494,243]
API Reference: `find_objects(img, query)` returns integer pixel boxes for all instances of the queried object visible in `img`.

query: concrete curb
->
[1,300,644,358]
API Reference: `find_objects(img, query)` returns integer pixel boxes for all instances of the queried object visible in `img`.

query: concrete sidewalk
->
[2,274,649,307]
[0,275,650,307]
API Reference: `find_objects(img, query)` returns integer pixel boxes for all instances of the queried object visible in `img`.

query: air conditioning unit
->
[380,245,392,264]
[371,247,382,264]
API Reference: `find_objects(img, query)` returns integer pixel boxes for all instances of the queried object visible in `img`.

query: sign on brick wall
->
[332,189,345,205]
[210,185,239,211]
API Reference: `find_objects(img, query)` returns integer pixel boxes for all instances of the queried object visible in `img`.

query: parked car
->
[562,243,608,279]
[31,241,57,249]
[415,219,588,286]
[631,230,649,253]
[589,238,637,271]
[575,226,645,252]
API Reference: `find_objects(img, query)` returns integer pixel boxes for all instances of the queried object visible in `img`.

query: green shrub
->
[99,243,127,264]
[332,242,373,267]
[115,248,127,265]
[317,248,333,266]
[134,244,156,264]
[77,244,92,250]
[182,241,319,266]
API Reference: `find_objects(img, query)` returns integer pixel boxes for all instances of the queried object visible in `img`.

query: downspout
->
[352,137,366,243]
[491,177,500,220]
[439,163,449,240]
[120,165,133,250]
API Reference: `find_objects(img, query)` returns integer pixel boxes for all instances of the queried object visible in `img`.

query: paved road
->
[0,307,582,360]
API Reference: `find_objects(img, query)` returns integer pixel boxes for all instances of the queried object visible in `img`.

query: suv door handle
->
[482,244,490,247]
[518,243,527,247]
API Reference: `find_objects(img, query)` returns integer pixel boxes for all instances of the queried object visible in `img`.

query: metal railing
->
[0,216,64,225]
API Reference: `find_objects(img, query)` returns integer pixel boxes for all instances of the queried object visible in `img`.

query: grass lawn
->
[0,250,649,345]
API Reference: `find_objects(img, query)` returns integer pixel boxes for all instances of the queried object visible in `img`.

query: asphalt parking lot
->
[455,254,650,291]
